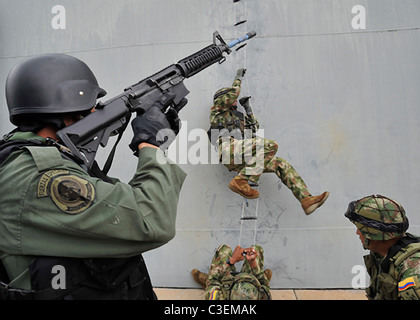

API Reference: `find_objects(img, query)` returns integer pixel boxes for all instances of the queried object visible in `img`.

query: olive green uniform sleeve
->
[0,146,186,259]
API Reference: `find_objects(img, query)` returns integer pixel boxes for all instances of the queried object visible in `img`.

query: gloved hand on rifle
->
[129,93,187,155]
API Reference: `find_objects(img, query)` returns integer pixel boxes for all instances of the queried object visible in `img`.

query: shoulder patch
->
[398,276,419,291]
[37,170,96,214]
[209,290,219,300]
[37,170,70,197]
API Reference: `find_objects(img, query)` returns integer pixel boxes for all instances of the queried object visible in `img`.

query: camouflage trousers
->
[205,244,265,299]
[219,136,311,201]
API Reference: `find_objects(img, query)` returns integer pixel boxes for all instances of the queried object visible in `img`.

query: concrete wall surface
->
[1,0,419,289]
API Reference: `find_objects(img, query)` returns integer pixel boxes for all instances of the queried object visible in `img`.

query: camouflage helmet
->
[213,86,240,104]
[345,195,409,241]
[229,273,261,300]
[214,87,234,100]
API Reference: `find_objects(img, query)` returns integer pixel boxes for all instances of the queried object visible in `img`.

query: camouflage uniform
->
[345,195,420,300]
[209,78,311,201]
[204,244,271,300]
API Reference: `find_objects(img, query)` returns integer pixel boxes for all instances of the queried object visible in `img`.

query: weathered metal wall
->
[1,0,419,289]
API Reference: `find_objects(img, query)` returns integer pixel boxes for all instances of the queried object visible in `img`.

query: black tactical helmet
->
[6,53,107,125]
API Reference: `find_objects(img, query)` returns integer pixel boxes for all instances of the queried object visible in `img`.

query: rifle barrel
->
[228,31,257,49]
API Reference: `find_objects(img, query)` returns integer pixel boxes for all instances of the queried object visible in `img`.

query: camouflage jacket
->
[209,79,259,137]
[364,234,420,300]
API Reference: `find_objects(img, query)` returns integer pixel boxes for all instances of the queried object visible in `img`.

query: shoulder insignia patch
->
[37,170,96,214]
[398,276,419,291]
[209,290,219,300]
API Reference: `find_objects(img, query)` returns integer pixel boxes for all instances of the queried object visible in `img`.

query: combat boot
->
[228,177,259,199]
[301,191,330,215]
[191,269,208,289]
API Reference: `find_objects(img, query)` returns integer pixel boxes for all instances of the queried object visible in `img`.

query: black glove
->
[129,97,187,155]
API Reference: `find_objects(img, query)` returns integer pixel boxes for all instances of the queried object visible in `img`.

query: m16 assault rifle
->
[57,31,256,173]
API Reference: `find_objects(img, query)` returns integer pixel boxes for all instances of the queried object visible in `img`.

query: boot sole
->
[228,184,260,199]
[304,192,330,215]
